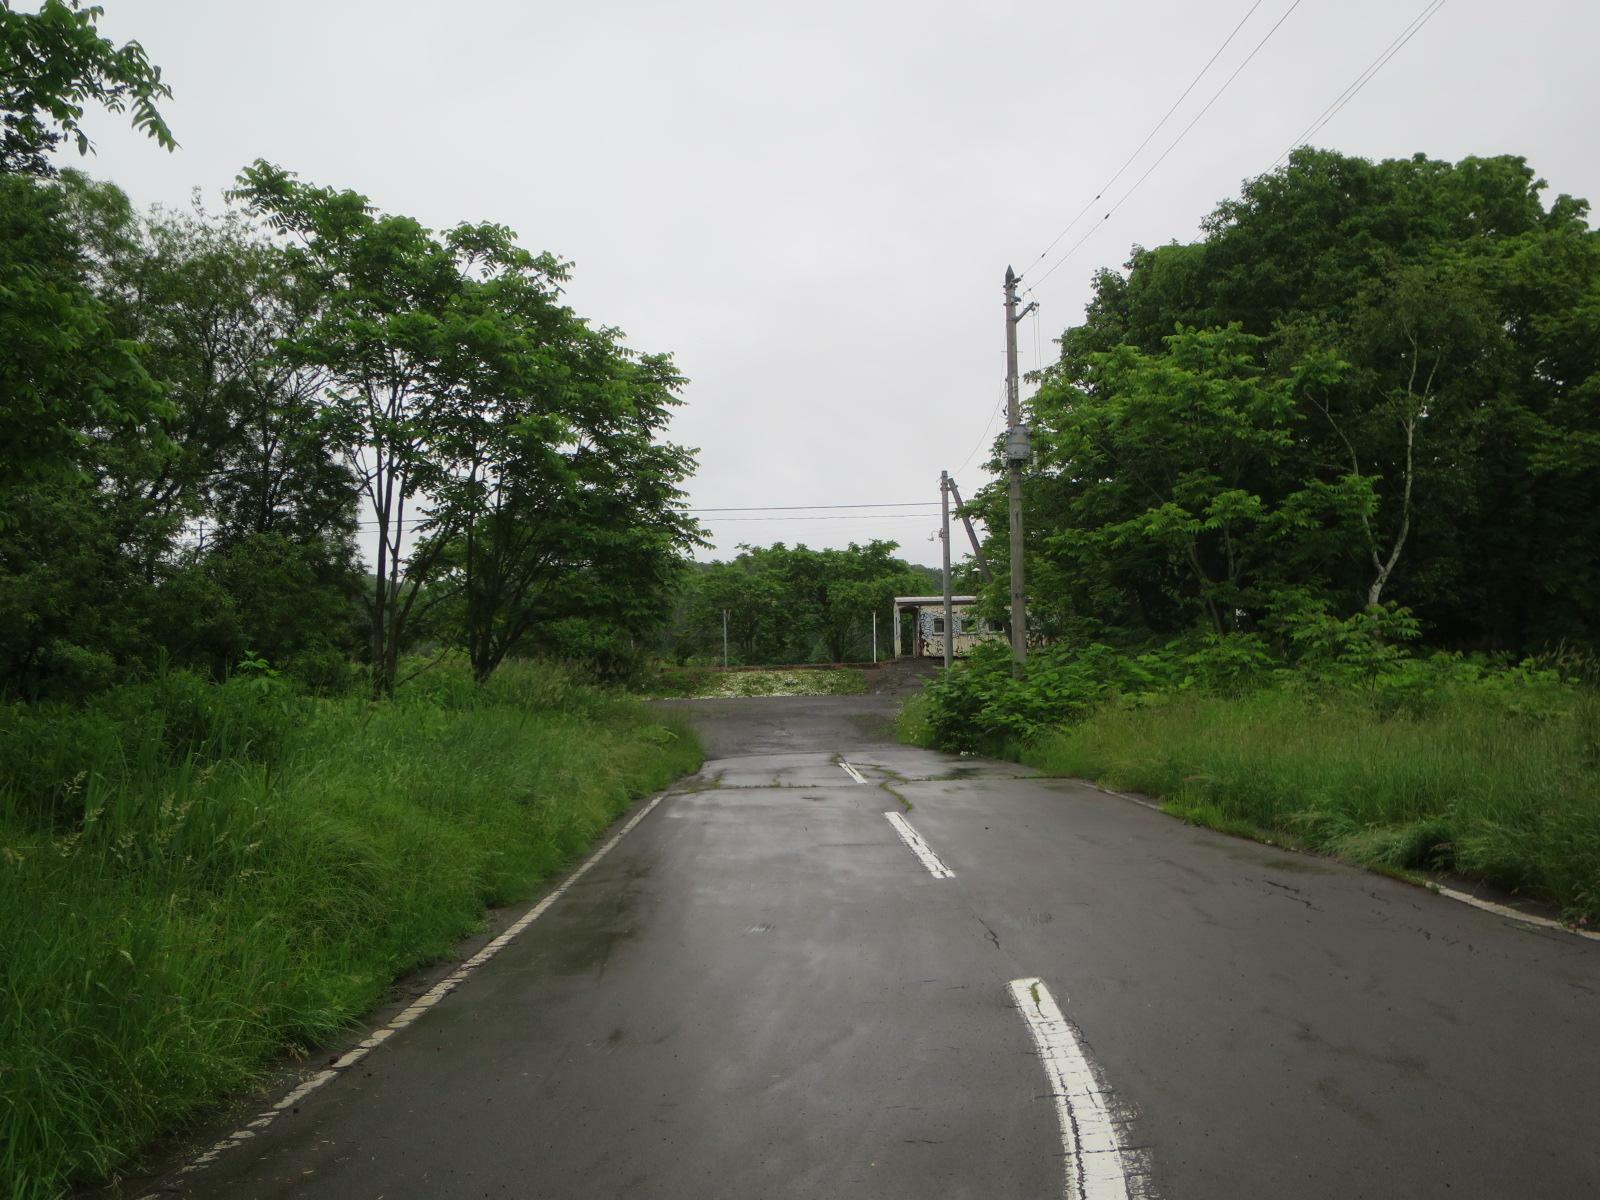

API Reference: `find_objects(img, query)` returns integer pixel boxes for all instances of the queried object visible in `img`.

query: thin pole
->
[940,470,954,670]
[1004,265,1029,674]
[946,478,993,584]
[872,611,878,664]
[722,608,729,669]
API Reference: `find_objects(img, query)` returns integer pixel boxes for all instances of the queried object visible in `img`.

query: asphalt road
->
[147,690,1600,1199]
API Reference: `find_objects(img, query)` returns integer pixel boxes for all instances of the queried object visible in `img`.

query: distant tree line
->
[968,148,1600,654]
[663,542,938,665]
[1,2,699,699]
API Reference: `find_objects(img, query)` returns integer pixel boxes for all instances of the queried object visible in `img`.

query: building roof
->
[893,595,979,606]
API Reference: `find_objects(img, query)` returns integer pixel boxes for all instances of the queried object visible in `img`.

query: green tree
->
[1,0,173,175]
[0,171,165,495]
[439,327,700,684]
[232,162,570,694]
[1019,326,1354,637]
[1003,148,1600,652]
[1,175,372,696]
[669,542,931,665]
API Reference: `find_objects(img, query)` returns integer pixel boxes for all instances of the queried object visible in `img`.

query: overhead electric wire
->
[1025,0,1307,295]
[1272,0,1448,168]
[696,513,942,523]
[688,502,939,512]
[953,380,1008,479]
[1019,0,1268,280]
[349,502,942,528]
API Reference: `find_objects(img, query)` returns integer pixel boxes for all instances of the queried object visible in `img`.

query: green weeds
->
[1021,687,1600,919]
[900,625,1600,921]
[0,659,701,1199]
[893,692,937,748]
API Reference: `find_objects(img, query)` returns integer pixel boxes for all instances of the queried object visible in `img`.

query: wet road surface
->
[148,691,1600,1198]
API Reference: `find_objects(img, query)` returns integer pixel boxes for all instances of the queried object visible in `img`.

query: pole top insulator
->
[1005,264,1017,285]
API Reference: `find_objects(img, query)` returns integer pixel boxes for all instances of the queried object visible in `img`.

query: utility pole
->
[872,611,879,664]
[945,478,993,585]
[1003,266,1036,675]
[940,470,954,670]
[722,608,730,669]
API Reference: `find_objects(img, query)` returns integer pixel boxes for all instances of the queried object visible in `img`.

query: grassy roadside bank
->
[0,661,701,1200]
[897,649,1600,924]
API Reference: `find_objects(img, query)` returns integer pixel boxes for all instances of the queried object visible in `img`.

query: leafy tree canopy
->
[666,542,936,665]
[1,0,173,175]
[977,149,1600,654]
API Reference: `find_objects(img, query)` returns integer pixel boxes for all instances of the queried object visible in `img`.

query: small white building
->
[891,595,998,660]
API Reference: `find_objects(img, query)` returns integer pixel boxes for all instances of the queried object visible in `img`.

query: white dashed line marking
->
[839,760,867,784]
[150,789,674,1192]
[883,811,954,878]
[1009,976,1141,1200]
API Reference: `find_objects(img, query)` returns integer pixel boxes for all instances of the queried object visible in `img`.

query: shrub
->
[907,624,1598,921]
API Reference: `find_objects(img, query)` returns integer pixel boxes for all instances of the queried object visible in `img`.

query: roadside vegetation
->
[903,632,1599,920]
[1,9,704,1197]
[918,148,1600,922]
[3,5,698,705]
[645,665,869,699]
[0,658,701,1198]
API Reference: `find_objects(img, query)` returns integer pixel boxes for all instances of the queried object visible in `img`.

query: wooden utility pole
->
[940,470,954,670]
[1003,266,1035,675]
[722,608,730,669]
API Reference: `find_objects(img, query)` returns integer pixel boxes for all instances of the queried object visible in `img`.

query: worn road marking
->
[883,811,954,878]
[150,789,674,1193]
[1009,976,1137,1200]
[839,760,867,784]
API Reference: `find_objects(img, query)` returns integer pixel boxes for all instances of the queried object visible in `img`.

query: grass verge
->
[0,659,702,1199]
[1014,688,1600,922]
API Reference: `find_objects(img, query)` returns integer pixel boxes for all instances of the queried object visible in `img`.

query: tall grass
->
[1020,687,1600,919]
[0,660,701,1200]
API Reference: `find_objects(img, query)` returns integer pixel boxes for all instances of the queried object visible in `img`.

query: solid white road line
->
[1434,885,1600,942]
[883,811,955,879]
[151,789,674,1192]
[1009,976,1137,1200]
[839,760,867,784]
[1087,781,1600,943]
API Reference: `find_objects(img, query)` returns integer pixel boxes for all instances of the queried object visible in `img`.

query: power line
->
[688,502,939,512]
[953,379,1008,479]
[1273,0,1447,168]
[697,513,942,523]
[350,501,942,527]
[1018,0,1268,280]
[1026,0,1307,296]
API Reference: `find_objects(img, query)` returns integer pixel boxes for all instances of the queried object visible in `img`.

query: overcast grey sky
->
[72,0,1599,567]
